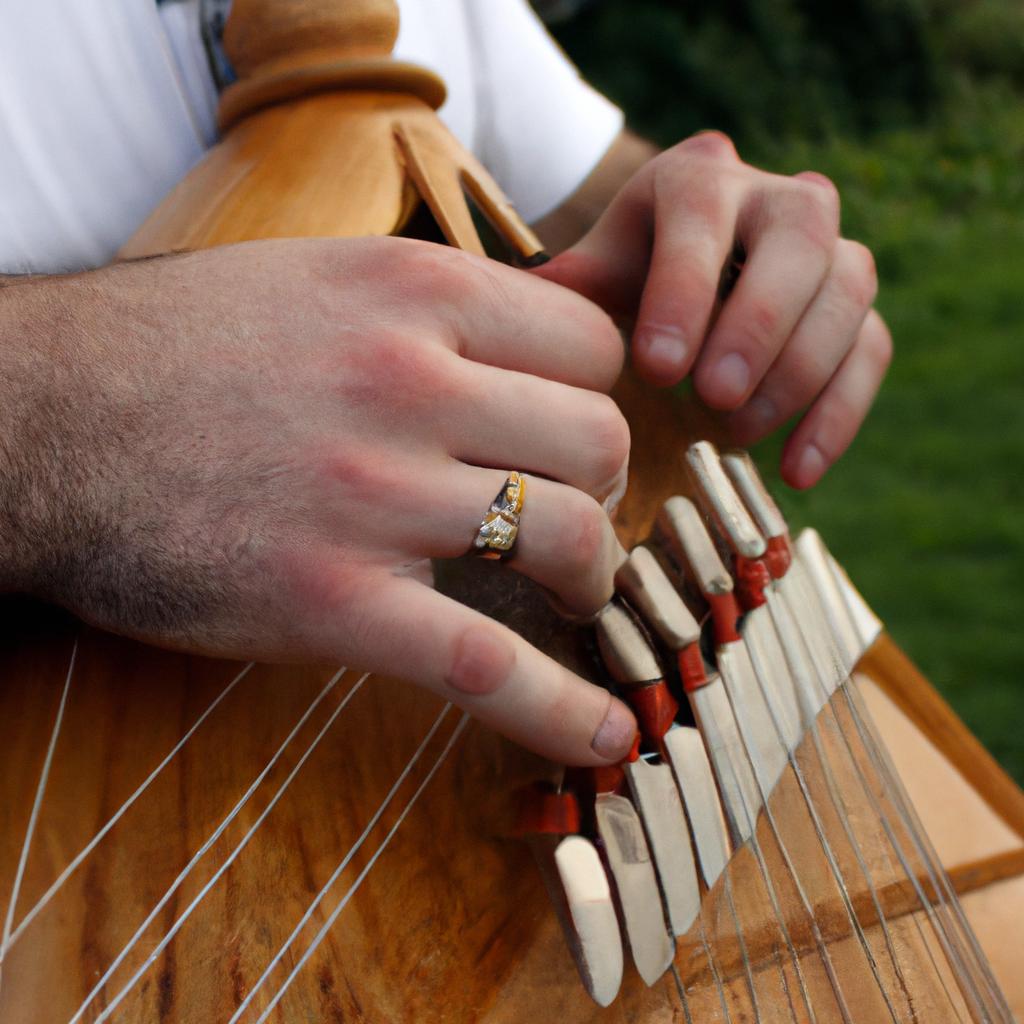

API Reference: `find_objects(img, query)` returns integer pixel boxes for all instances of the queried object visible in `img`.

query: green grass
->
[744,88,1024,781]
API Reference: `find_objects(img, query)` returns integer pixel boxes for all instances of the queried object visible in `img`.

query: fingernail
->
[705,352,750,407]
[590,699,636,761]
[793,443,826,487]
[733,395,776,440]
[639,326,688,376]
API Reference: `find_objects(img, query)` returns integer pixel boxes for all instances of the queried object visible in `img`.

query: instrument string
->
[3,661,254,956]
[740,602,912,1019]
[728,741,854,1022]
[845,679,1012,1017]
[802,717,925,1017]
[662,520,856,1018]
[771,579,943,1018]
[249,713,471,1024]
[720,865,765,1019]
[669,963,695,1024]
[694,706,814,1019]
[790,573,999,1019]
[698,909,735,1023]
[837,682,1012,1023]
[0,635,77,991]
[690,689,823,1020]
[784,567,968,1021]
[774,946,803,1024]
[831,683,992,1021]
[227,701,454,1024]
[784,597,983,1021]
[793,583,1000,1021]
[69,667,363,1024]
[705,658,867,1023]
[728,699,899,1023]
[811,694,967,1024]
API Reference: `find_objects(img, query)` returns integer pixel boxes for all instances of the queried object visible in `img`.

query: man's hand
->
[536,130,893,489]
[0,238,636,765]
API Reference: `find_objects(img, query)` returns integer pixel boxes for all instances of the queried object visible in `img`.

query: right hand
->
[0,238,636,765]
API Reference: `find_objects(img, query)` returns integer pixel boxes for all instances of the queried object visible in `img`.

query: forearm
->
[0,276,55,592]
[532,129,659,254]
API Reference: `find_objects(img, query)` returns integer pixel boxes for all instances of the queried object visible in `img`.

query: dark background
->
[539,0,1024,781]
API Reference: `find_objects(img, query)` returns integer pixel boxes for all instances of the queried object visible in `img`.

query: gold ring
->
[473,472,526,561]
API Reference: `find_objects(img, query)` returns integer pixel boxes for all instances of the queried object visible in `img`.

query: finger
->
[693,173,841,410]
[729,239,878,444]
[422,467,627,618]
[781,309,893,489]
[630,133,745,385]
[534,132,744,387]
[339,574,637,765]
[445,362,630,501]
[396,243,625,392]
[324,456,626,615]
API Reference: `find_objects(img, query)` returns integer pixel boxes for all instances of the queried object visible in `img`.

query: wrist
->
[0,275,80,593]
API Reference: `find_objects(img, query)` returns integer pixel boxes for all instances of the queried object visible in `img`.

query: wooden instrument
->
[2,1,1022,1020]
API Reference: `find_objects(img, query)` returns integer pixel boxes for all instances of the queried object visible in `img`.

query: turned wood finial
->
[223,0,400,79]
[218,0,445,130]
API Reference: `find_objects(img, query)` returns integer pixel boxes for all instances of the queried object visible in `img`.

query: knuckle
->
[561,491,610,577]
[864,315,894,370]
[460,261,538,349]
[731,298,784,361]
[681,129,739,162]
[767,362,828,416]
[287,556,371,647]
[341,332,466,413]
[445,621,516,696]
[789,180,840,251]
[321,445,397,505]
[588,311,627,387]
[584,396,631,486]
[796,170,840,207]
[396,241,482,307]
[838,241,879,308]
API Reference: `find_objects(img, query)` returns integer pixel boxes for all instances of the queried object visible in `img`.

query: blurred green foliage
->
[550,0,1022,153]
[551,2,1024,780]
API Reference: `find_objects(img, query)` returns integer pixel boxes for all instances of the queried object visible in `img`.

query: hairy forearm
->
[532,129,659,254]
[0,276,56,591]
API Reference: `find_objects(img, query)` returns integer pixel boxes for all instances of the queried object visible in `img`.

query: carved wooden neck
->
[218,0,446,130]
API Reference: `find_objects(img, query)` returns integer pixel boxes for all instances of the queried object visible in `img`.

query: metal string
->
[670,964,694,1023]
[721,864,765,1019]
[771,555,991,1019]
[702,710,824,1023]
[837,681,1013,1023]
[793,578,1004,1022]
[811,692,967,1024]
[794,566,1006,1022]
[3,661,254,956]
[699,907,735,1023]
[69,667,362,1024]
[777,581,968,1023]
[0,636,77,995]
[844,678,1011,1017]
[227,702,453,1024]
[708,673,860,1024]
[249,714,471,1024]
[739,599,914,1020]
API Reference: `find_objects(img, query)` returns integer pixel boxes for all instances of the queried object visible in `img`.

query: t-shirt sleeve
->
[462,0,624,224]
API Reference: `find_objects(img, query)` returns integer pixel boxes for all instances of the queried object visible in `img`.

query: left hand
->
[534,130,892,489]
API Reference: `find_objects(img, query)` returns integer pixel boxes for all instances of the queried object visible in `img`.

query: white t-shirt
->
[0,0,623,274]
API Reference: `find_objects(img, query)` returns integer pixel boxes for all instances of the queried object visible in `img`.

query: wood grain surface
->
[2,1,1020,1018]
